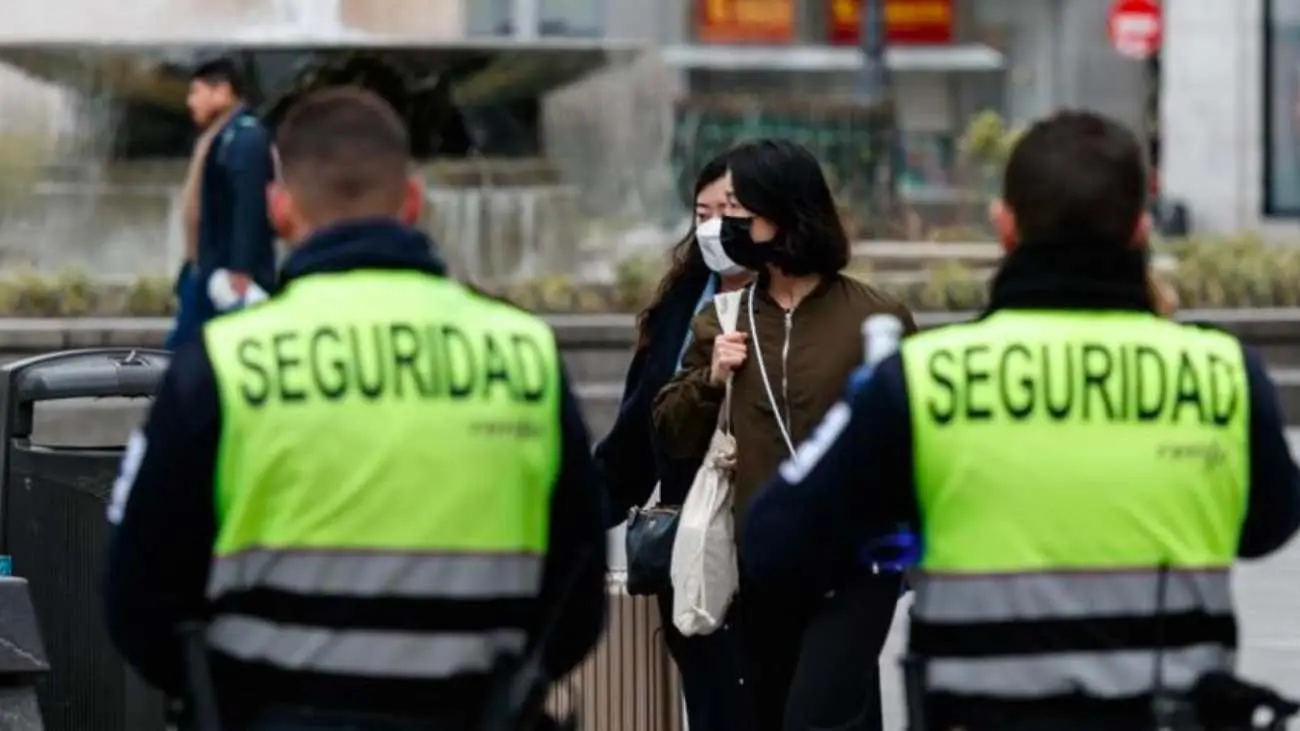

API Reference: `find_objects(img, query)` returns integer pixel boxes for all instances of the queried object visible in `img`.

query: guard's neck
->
[202,103,242,134]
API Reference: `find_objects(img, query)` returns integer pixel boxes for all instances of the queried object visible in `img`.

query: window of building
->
[1265,0,1300,216]
[468,0,604,37]
[466,0,515,36]
[539,0,603,36]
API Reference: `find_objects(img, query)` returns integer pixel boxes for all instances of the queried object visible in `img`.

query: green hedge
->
[0,235,1295,317]
[0,272,175,317]
[497,234,1300,314]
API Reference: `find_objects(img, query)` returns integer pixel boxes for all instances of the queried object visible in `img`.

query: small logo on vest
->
[1156,440,1227,467]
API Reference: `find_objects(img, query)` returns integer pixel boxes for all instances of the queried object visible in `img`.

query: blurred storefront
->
[651,0,1150,206]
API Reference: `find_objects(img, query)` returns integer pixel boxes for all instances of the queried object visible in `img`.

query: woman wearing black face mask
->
[654,139,918,731]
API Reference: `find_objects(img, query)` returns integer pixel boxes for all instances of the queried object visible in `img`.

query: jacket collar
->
[212,103,251,137]
[279,218,447,287]
[752,271,837,309]
[985,236,1155,315]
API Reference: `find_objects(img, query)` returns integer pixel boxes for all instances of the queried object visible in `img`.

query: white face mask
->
[695,216,745,276]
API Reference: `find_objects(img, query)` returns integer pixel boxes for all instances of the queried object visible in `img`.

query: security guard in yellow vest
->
[103,88,608,731]
[741,111,1300,730]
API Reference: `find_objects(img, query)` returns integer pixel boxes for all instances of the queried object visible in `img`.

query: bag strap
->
[712,289,744,435]
[747,285,796,456]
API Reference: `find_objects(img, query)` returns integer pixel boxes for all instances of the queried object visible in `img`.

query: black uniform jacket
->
[103,219,608,719]
[744,239,1300,592]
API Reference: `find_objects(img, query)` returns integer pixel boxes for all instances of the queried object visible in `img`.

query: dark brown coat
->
[652,274,917,523]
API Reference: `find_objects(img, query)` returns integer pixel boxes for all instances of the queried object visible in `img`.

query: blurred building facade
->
[1163,0,1300,234]
[0,0,1188,278]
[620,0,1150,203]
[530,0,1157,234]
[0,0,1152,208]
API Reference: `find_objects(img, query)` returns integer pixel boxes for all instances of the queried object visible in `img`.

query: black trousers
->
[658,579,818,731]
[784,574,902,731]
[657,593,754,731]
[737,580,818,731]
[741,574,902,731]
[658,573,900,731]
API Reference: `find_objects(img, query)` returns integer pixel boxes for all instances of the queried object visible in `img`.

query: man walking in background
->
[166,57,277,349]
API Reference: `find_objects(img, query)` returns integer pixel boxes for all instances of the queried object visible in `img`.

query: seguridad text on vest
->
[923,339,1242,426]
[231,322,552,406]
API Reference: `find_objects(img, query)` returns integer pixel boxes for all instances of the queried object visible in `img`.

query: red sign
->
[696,0,795,43]
[1107,0,1162,59]
[828,0,954,46]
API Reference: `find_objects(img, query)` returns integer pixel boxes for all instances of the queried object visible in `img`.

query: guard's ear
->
[989,199,1018,253]
[1147,269,1179,317]
[266,180,297,243]
[1132,212,1152,248]
[400,176,424,226]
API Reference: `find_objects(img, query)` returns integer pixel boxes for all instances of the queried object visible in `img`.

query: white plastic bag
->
[671,289,744,636]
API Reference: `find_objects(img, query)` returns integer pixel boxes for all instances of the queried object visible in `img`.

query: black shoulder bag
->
[624,502,679,596]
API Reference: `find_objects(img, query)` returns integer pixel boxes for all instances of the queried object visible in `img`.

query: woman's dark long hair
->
[726,139,851,277]
[634,153,729,350]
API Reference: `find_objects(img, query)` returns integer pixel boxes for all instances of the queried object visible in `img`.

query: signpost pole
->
[857,0,889,102]
[857,0,900,232]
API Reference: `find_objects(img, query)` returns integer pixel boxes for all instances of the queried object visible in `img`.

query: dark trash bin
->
[0,576,52,731]
[0,348,171,731]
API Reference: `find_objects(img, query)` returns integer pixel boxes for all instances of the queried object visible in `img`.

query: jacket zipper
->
[781,309,793,432]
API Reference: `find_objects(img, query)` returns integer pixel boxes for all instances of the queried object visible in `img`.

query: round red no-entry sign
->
[1108,0,1162,59]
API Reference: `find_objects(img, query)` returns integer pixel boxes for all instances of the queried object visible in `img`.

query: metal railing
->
[547,572,685,731]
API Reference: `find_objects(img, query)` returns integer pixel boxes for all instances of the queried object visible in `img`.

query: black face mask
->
[719,216,772,271]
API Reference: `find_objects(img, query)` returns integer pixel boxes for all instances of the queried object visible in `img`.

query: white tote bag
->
[671,289,744,636]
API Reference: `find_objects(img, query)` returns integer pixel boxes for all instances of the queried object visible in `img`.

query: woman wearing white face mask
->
[594,154,755,731]
[695,215,748,278]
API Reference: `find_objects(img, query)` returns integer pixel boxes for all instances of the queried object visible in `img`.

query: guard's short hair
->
[274,88,410,216]
[1003,110,1148,246]
[191,58,246,98]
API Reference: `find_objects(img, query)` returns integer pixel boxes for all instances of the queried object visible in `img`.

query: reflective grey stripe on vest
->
[207,615,526,678]
[927,643,1235,698]
[913,568,1232,622]
[207,549,544,600]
